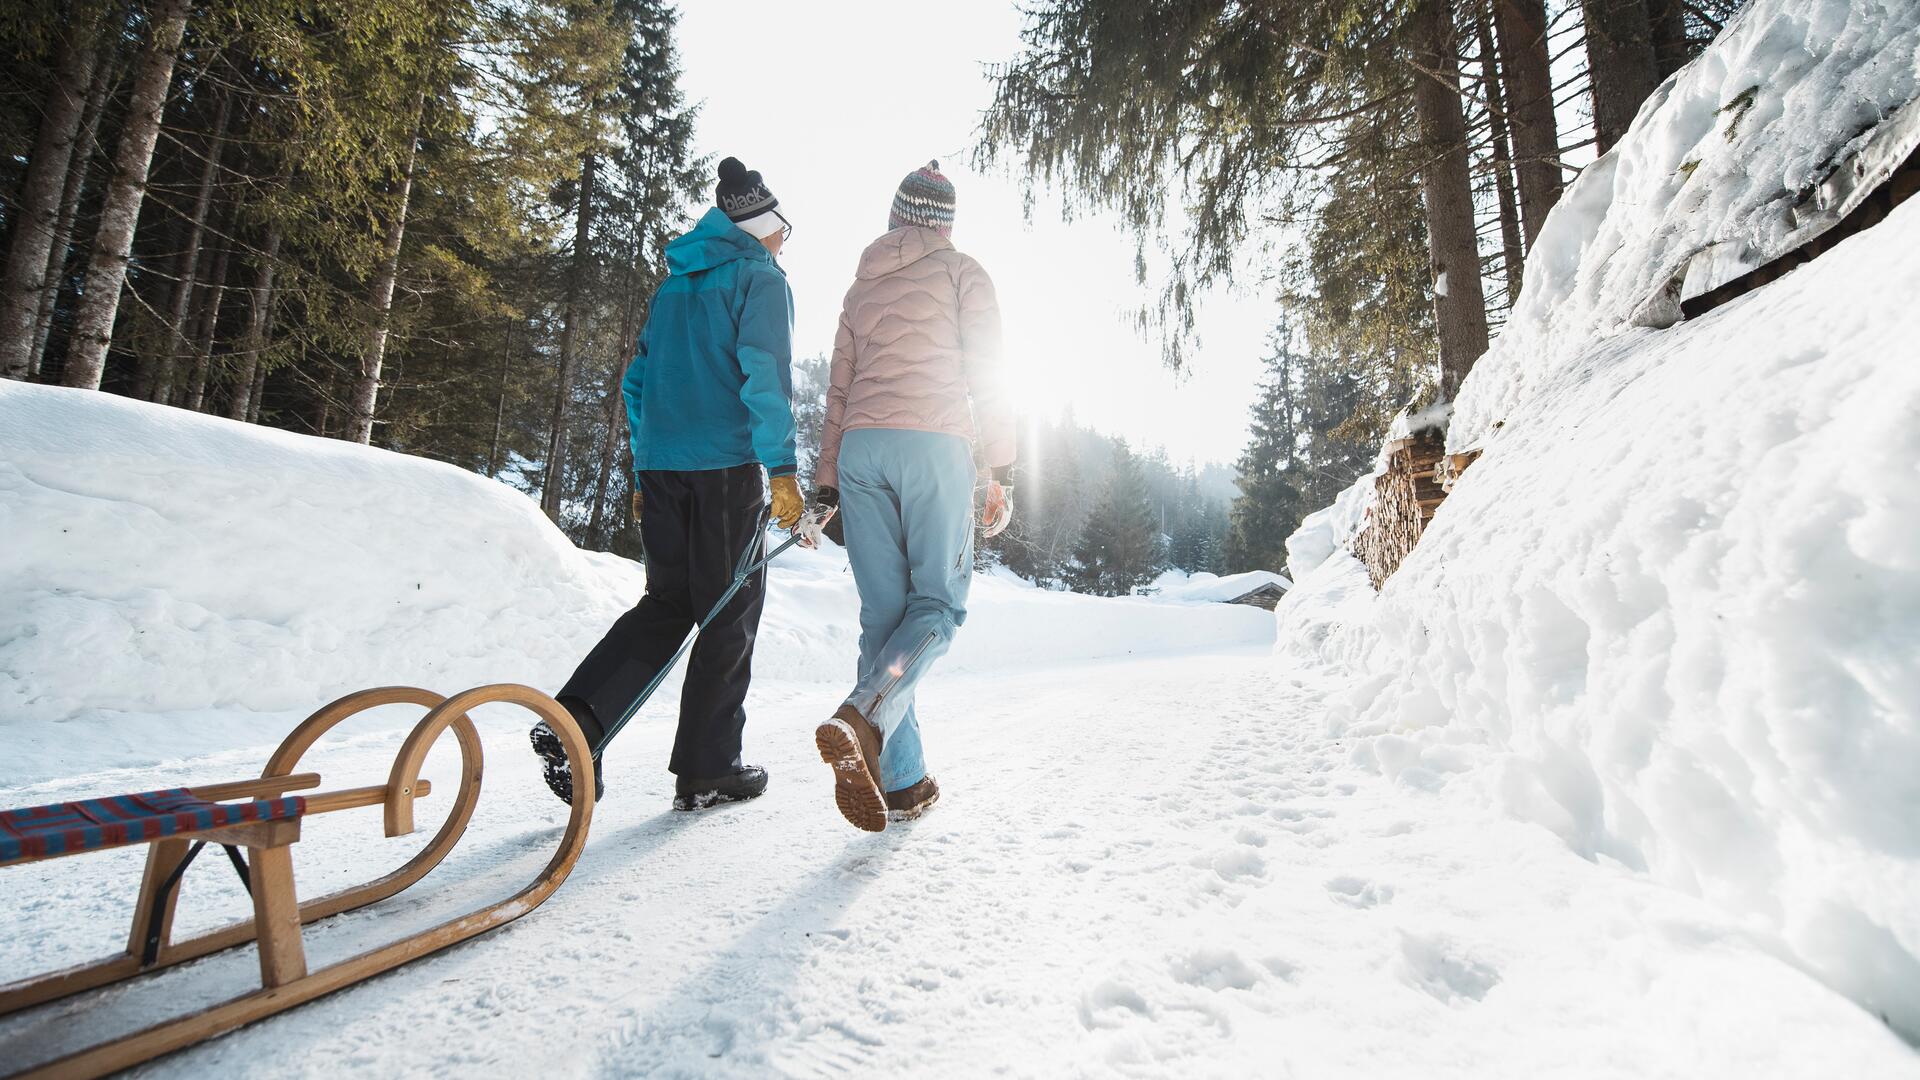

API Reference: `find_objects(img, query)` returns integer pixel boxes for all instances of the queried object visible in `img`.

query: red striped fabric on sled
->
[0,789,306,866]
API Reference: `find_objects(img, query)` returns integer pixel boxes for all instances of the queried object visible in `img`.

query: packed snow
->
[1274,0,1920,1049]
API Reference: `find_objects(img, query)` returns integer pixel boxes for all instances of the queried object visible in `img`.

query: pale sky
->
[672,0,1273,468]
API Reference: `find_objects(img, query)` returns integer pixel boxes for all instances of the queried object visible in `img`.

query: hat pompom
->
[890,159,957,236]
[716,155,780,229]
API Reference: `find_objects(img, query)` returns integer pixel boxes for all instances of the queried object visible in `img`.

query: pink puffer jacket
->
[815,227,1013,488]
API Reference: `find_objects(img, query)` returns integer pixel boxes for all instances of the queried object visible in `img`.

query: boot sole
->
[815,719,887,832]
[530,723,602,805]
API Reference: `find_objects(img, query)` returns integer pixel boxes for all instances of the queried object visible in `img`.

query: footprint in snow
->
[773,1019,883,1078]
[1078,978,1153,1030]
[1397,931,1500,1004]
[1325,875,1395,908]
[1209,848,1266,882]
[1170,947,1264,991]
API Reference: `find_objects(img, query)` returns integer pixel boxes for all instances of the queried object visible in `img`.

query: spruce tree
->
[1225,351,1306,574]
[790,354,831,489]
[1070,442,1159,596]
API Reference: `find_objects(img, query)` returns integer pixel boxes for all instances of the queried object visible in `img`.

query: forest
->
[1,0,1739,591]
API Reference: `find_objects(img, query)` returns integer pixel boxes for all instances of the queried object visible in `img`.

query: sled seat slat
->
[0,789,307,867]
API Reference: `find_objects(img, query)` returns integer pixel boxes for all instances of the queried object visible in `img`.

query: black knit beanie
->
[716,157,786,238]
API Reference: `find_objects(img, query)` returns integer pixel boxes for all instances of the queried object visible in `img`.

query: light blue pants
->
[837,428,975,792]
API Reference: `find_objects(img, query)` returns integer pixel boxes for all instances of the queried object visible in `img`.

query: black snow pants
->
[559,463,768,778]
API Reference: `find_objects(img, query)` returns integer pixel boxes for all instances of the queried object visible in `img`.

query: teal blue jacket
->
[625,207,798,477]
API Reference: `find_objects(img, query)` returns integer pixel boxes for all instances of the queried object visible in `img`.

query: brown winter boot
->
[815,703,887,832]
[885,775,940,821]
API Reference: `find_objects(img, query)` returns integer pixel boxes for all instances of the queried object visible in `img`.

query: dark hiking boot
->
[530,720,604,806]
[885,775,940,821]
[815,704,887,832]
[673,766,769,811]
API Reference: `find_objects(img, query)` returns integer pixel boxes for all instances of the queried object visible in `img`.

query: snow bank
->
[1450,0,1920,452]
[1273,0,1920,1042]
[1281,147,1920,1047]
[0,382,1269,786]
[1283,473,1373,582]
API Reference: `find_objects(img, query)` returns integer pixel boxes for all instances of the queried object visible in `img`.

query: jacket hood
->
[666,207,776,275]
[856,226,952,280]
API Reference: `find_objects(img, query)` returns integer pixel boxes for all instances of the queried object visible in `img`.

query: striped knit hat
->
[888,160,956,236]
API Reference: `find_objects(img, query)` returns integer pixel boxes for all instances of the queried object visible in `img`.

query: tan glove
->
[770,474,804,530]
[630,489,643,523]
[982,480,1013,539]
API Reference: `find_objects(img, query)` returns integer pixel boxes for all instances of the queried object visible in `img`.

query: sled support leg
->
[126,840,191,963]
[242,822,306,987]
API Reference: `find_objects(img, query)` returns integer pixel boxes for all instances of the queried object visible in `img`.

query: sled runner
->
[0,683,595,1080]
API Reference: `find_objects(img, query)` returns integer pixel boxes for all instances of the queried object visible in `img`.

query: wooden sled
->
[0,683,595,1079]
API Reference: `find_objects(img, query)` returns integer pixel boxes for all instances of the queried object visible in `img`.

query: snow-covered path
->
[4,646,1912,1078]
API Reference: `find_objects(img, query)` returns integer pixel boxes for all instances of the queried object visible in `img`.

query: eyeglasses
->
[776,212,793,243]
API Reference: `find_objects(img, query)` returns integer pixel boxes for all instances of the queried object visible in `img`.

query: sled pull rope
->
[593,510,811,758]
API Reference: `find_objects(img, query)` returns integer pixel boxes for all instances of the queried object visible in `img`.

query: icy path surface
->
[3,648,1913,1078]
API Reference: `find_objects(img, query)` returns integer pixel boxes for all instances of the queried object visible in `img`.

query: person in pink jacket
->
[809,160,1016,832]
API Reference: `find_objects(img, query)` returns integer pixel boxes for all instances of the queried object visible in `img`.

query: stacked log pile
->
[1435,447,1482,492]
[1355,428,1449,589]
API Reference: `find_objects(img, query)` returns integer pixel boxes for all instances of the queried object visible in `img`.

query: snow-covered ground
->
[7,0,1919,1069]
[7,649,1917,1077]
[3,379,1915,1075]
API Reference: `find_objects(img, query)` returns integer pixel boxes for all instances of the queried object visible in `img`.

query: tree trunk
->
[228,221,281,420]
[63,0,190,391]
[489,317,513,476]
[245,354,267,423]
[1648,0,1690,79]
[1494,0,1562,247]
[28,41,118,380]
[314,351,333,437]
[152,85,231,404]
[1477,0,1526,305]
[542,151,597,520]
[1581,0,1661,156]
[1,15,103,379]
[586,264,641,547]
[585,383,622,547]
[182,210,233,411]
[1409,0,1491,397]
[346,96,424,445]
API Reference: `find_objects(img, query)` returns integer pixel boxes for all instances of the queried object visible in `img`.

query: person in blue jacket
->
[531,156,804,810]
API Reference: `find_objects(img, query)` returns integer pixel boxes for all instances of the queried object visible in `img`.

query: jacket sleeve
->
[815,306,855,489]
[957,255,1015,473]
[734,263,799,477]
[622,312,651,479]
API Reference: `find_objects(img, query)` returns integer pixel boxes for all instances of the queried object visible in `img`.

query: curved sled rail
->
[0,684,594,1080]
[0,687,474,1010]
